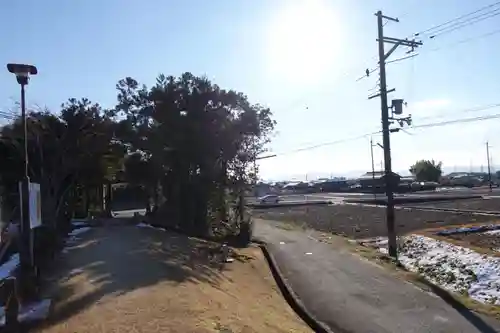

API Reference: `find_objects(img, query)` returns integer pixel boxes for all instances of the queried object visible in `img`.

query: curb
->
[401,206,500,216]
[345,194,482,205]
[256,241,334,333]
[248,200,332,209]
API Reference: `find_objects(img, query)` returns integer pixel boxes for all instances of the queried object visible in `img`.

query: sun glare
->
[265,0,340,82]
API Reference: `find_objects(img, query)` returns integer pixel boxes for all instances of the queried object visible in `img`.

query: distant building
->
[442,173,483,187]
[400,176,416,185]
[312,179,349,192]
[357,171,401,188]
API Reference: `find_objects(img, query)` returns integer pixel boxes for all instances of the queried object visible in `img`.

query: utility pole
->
[370,137,376,199]
[486,141,492,192]
[372,11,422,259]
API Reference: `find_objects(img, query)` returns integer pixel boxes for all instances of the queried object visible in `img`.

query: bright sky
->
[1,0,500,180]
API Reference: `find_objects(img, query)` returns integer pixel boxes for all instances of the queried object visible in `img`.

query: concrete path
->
[254,219,500,333]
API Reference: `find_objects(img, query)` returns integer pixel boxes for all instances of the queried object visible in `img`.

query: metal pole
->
[253,154,257,197]
[370,137,376,199]
[487,141,492,192]
[20,83,35,300]
[376,11,398,259]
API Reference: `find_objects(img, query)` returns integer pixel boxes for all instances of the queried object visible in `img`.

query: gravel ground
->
[252,204,496,239]
[402,198,500,211]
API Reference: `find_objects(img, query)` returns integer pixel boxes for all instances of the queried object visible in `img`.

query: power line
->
[299,3,500,105]
[386,53,419,65]
[266,131,382,157]
[415,102,500,121]
[428,9,500,39]
[412,113,500,130]
[424,27,500,53]
[356,48,419,82]
[263,107,500,159]
[415,1,500,37]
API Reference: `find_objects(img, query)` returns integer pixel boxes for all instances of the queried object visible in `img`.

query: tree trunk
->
[84,187,90,217]
[104,182,112,217]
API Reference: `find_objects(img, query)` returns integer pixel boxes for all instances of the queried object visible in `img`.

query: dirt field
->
[33,226,311,333]
[445,232,500,252]
[402,198,500,211]
[252,204,496,239]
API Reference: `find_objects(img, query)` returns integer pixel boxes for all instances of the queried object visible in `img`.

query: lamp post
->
[6,63,38,300]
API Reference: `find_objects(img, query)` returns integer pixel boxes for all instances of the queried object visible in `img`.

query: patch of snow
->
[0,299,52,327]
[68,268,84,277]
[0,254,20,280]
[136,223,166,232]
[68,227,91,237]
[373,239,388,247]
[359,237,388,247]
[485,229,500,236]
[399,235,500,305]
[378,247,388,255]
[65,238,79,245]
[137,222,154,229]
[72,221,88,227]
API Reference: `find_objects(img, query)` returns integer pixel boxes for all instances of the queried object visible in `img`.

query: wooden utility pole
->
[486,141,492,192]
[374,11,422,259]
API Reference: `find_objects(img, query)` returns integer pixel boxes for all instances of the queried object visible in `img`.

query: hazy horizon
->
[261,164,499,182]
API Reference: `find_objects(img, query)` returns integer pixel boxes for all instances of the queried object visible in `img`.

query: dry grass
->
[32,226,312,333]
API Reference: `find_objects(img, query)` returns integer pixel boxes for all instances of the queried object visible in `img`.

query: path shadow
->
[33,225,244,331]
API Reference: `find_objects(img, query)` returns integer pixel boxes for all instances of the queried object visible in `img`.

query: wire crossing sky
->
[1,0,500,180]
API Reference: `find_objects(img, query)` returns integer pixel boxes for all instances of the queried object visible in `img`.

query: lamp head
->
[6,63,37,85]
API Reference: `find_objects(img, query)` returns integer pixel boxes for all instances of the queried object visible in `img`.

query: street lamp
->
[6,63,38,300]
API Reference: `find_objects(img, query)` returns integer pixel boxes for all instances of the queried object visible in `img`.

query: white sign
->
[29,183,42,229]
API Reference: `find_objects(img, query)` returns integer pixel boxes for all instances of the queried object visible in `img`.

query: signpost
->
[28,183,42,230]
[19,182,41,268]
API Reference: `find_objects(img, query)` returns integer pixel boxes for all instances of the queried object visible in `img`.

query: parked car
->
[410,181,439,191]
[258,194,280,204]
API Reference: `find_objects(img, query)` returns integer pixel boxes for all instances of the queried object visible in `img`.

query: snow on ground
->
[136,222,166,232]
[71,220,89,227]
[485,229,500,236]
[0,254,20,280]
[68,227,91,237]
[397,235,500,305]
[0,299,51,326]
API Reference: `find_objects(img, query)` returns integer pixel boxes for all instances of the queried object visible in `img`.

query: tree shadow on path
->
[33,225,236,331]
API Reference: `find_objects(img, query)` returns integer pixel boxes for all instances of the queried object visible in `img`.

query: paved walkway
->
[254,219,500,333]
